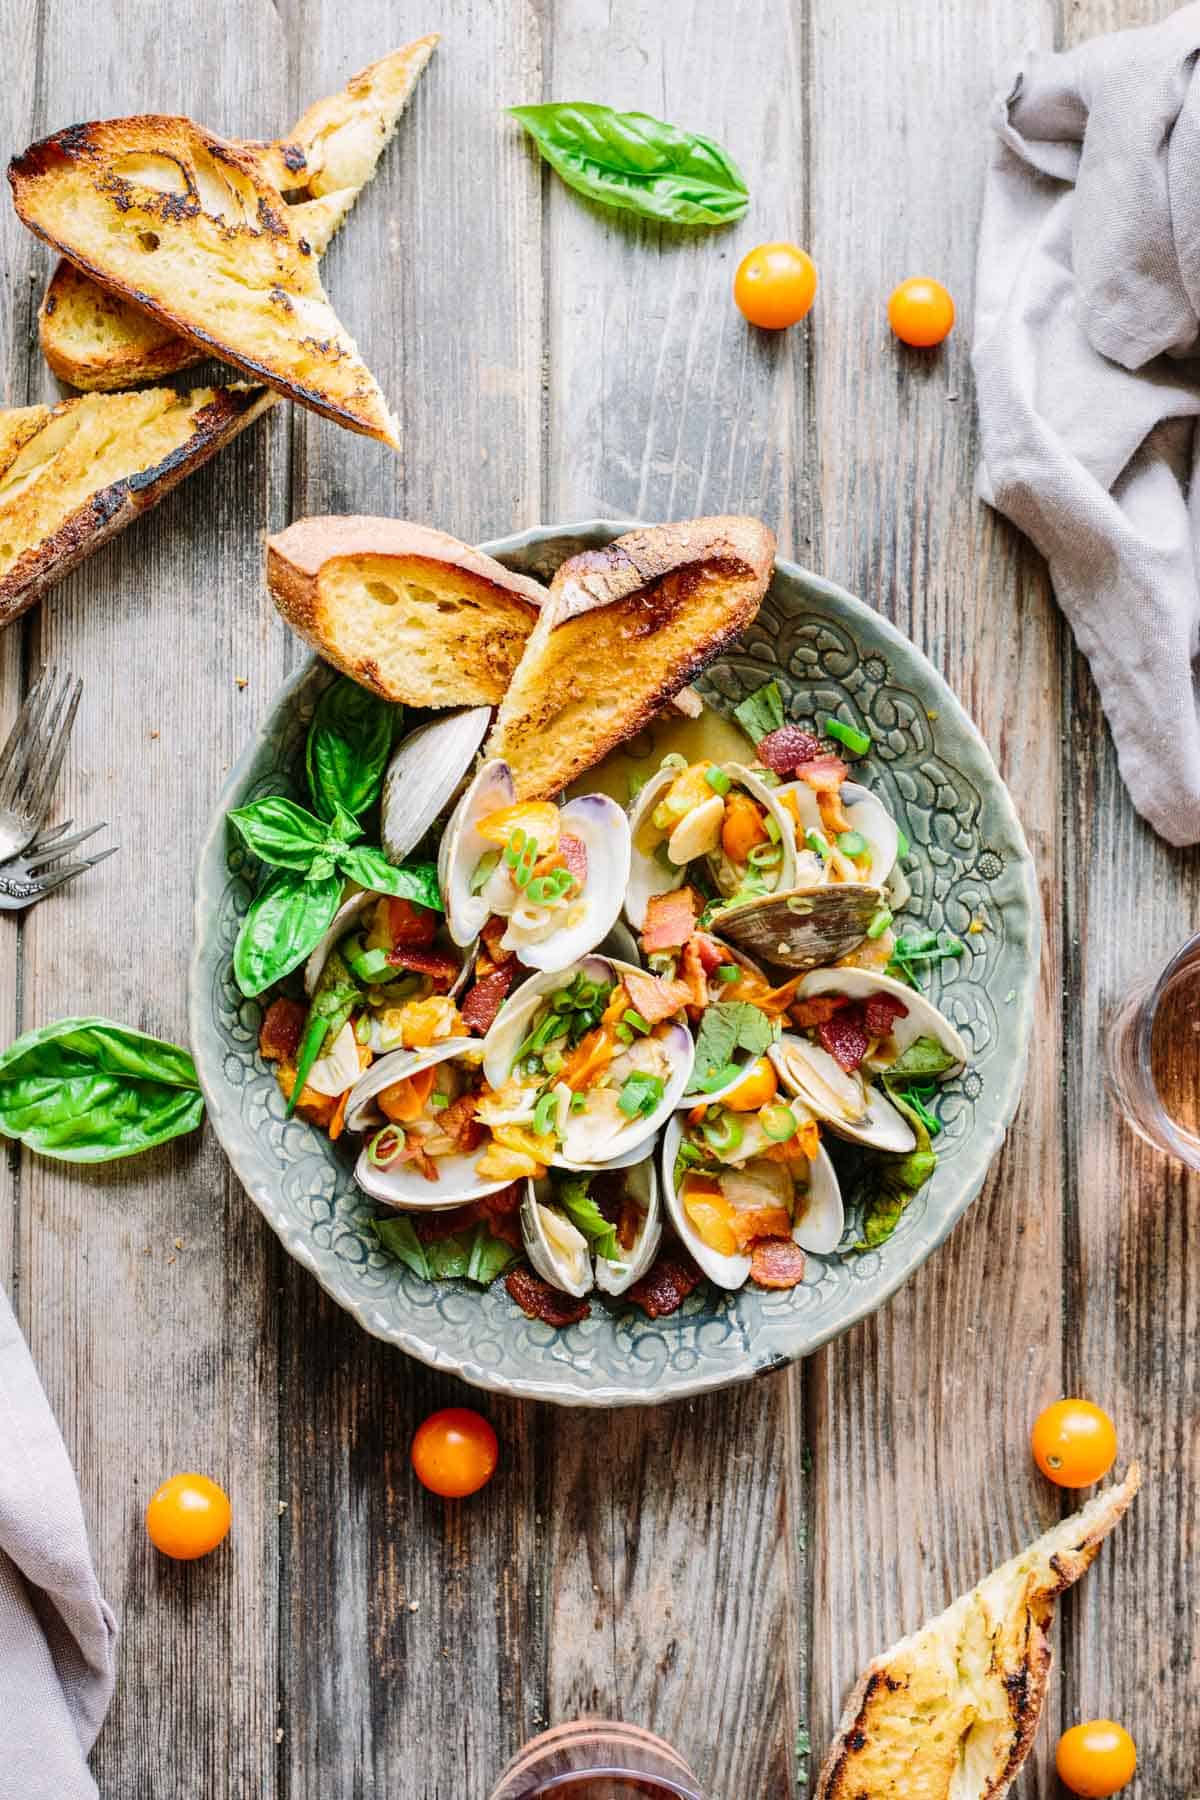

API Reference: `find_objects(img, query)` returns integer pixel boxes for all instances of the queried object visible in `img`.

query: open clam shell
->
[439,759,514,948]
[379,707,490,864]
[345,1038,511,1210]
[794,966,968,1076]
[522,1156,660,1298]
[770,1033,916,1153]
[516,792,631,973]
[481,955,694,1170]
[624,761,797,933]
[779,778,900,889]
[715,881,885,972]
[661,1114,751,1289]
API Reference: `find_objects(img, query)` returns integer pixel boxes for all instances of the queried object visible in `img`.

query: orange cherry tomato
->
[1056,1721,1137,1796]
[887,276,955,347]
[411,1407,498,1498]
[734,242,817,330]
[1031,1399,1117,1488]
[145,1472,232,1560]
[722,1056,778,1112]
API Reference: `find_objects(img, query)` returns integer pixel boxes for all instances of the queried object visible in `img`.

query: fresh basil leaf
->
[691,1001,774,1087]
[233,869,343,997]
[557,1178,620,1262]
[465,1221,522,1286]
[0,1018,204,1163]
[228,796,330,872]
[733,679,785,747]
[306,678,397,823]
[373,1215,430,1281]
[338,848,444,912]
[511,102,749,227]
[886,1034,958,1081]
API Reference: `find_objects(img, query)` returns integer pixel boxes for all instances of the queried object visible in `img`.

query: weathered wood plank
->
[1056,2,1198,1792]
[801,2,1066,1795]
[275,7,547,1797]
[10,4,293,1792]
[545,3,808,1793]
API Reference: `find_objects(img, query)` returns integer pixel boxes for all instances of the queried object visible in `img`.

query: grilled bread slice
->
[266,515,547,707]
[484,515,776,799]
[10,117,398,445]
[0,384,274,627]
[815,1465,1141,1800]
[36,39,437,391]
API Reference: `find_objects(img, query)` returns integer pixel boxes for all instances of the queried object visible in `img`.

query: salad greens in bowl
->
[189,521,1038,1407]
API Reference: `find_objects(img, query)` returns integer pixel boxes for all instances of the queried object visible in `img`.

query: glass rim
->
[1133,927,1200,1168]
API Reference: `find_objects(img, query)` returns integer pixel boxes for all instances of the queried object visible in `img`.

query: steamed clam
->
[776,777,900,889]
[479,954,694,1173]
[305,887,473,1055]
[345,1038,513,1209]
[521,1157,661,1298]
[440,759,631,974]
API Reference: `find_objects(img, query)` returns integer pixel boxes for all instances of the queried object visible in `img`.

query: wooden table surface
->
[1,1,1195,1795]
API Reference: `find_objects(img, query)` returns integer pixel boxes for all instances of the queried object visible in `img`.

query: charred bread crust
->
[549,514,776,623]
[265,515,548,615]
[0,385,275,628]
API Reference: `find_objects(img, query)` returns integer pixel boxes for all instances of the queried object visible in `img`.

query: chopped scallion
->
[866,908,894,940]
[836,830,867,859]
[623,1009,650,1035]
[805,828,831,860]
[704,766,732,795]
[715,964,741,984]
[764,814,781,844]
[825,718,871,756]
[470,850,500,895]
[617,1071,665,1119]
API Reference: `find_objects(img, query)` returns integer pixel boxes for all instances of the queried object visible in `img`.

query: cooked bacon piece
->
[749,1237,807,1289]
[623,966,693,1024]
[756,725,822,774]
[678,935,709,1012]
[691,930,727,974]
[818,1005,870,1073]
[627,1250,705,1319]
[387,946,462,988]
[791,993,851,1028]
[864,992,908,1039]
[438,1092,484,1152]
[480,914,510,964]
[641,885,701,953]
[559,832,589,889]
[387,897,439,947]
[461,964,517,1035]
[259,997,305,1063]
[415,1202,483,1244]
[796,753,849,793]
[505,1266,591,1327]
[482,1180,522,1216]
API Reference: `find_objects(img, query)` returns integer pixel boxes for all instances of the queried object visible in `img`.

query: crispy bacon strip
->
[461,964,517,1035]
[756,725,822,774]
[819,1006,870,1073]
[480,914,510,963]
[259,997,305,1063]
[386,946,462,985]
[796,753,849,793]
[864,993,908,1037]
[505,1266,591,1327]
[678,935,709,1012]
[387,898,439,947]
[749,1237,807,1289]
[641,885,701,953]
[791,994,851,1028]
[627,1250,705,1319]
[438,1092,484,1152]
[623,967,693,1025]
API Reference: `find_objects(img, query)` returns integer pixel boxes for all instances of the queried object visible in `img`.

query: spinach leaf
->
[887,1034,959,1081]
[338,848,444,913]
[557,1175,620,1262]
[511,102,749,227]
[306,678,397,823]
[850,1089,937,1251]
[373,1215,430,1280]
[691,1001,775,1090]
[733,679,785,746]
[233,868,343,998]
[0,1018,204,1162]
[423,1222,519,1285]
[228,795,342,872]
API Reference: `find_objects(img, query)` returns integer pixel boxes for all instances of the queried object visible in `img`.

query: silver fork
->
[0,820,118,913]
[0,667,84,860]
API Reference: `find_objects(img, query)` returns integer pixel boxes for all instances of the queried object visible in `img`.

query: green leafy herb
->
[510,101,749,227]
[228,795,346,871]
[0,1018,204,1163]
[825,717,871,756]
[288,948,361,1114]
[233,868,343,998]
[691,1000,774,1089]
[733,679,784,746]
[337,847,443,911]
[886,931,964,989]
[617,1071,666,1118]
[423,1221,521,1285]
[556,1175,620,1261]
[885,1078,942,1138]
[373,1215,429,1280]
[851,1090,937,1251]
[306,678,397,823]
[886,1034,959,1081]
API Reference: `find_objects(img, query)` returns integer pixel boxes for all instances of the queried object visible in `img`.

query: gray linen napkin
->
[973,4,1200,846]
[0,1283,116,1800]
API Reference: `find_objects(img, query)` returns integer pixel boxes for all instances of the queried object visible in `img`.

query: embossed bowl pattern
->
[189,523,1039,1406]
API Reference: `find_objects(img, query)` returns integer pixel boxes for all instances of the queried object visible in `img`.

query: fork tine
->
[25,823,107,871]
[27,844,117,900]
[26,819,74,851]
[0,668,58,810]
[26,675,82,824]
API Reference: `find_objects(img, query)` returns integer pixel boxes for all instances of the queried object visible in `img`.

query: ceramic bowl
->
[189,522,1039,1406]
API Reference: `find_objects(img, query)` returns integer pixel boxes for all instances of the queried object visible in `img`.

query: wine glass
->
[488,1721,705,1799]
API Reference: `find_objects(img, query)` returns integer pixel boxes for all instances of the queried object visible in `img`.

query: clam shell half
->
[624,761,797,933]
[380,707,491,864]
[795,966,968,1075]
[345,1038,512,1210]
[521,1156,660,1297]
[715,881,885,971]
[769,1035,917,1154]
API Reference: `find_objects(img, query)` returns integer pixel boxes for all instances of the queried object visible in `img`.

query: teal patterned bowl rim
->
[189,521,1040,1408]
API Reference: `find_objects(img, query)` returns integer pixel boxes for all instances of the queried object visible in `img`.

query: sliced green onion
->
[896,826,911,859]
[614,1023,634,1045]
[429,1092,449,1112]
[354,1015,372,1046]
[764,814,781,844]
[676,1139,703,1167]
[805,829,831,860]
[704,766,731,795]
[527,867,573,905]
[623,1009,650,1036]
[532,1090,559,1137]
[542,1046,565,1076]
[836,831,867,859]
[747,843,783,869]
[701,1111,744,1155]
[470,850,500,895]
[866,908,894,940]
[367,1127,404,1167]
[825,718,871,756]
[696,1061,741,1093]
[503,827,525,866]
[761,1103,798,1142]
[660,751,688,771]
[617,1071,665,1119]
[715,964,741,984]
[570,1091,586,1113]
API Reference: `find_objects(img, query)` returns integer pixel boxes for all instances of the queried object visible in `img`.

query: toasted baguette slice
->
[266,516,547,707]
[484,516,776,799]
[11,117,397,444]
[815,1465,1141,1800]
[37,40,436,392]
[0,384,274,627]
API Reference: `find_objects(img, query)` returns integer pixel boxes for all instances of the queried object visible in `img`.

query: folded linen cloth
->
[973,4,1200,846]
[0,1283,116,1800]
